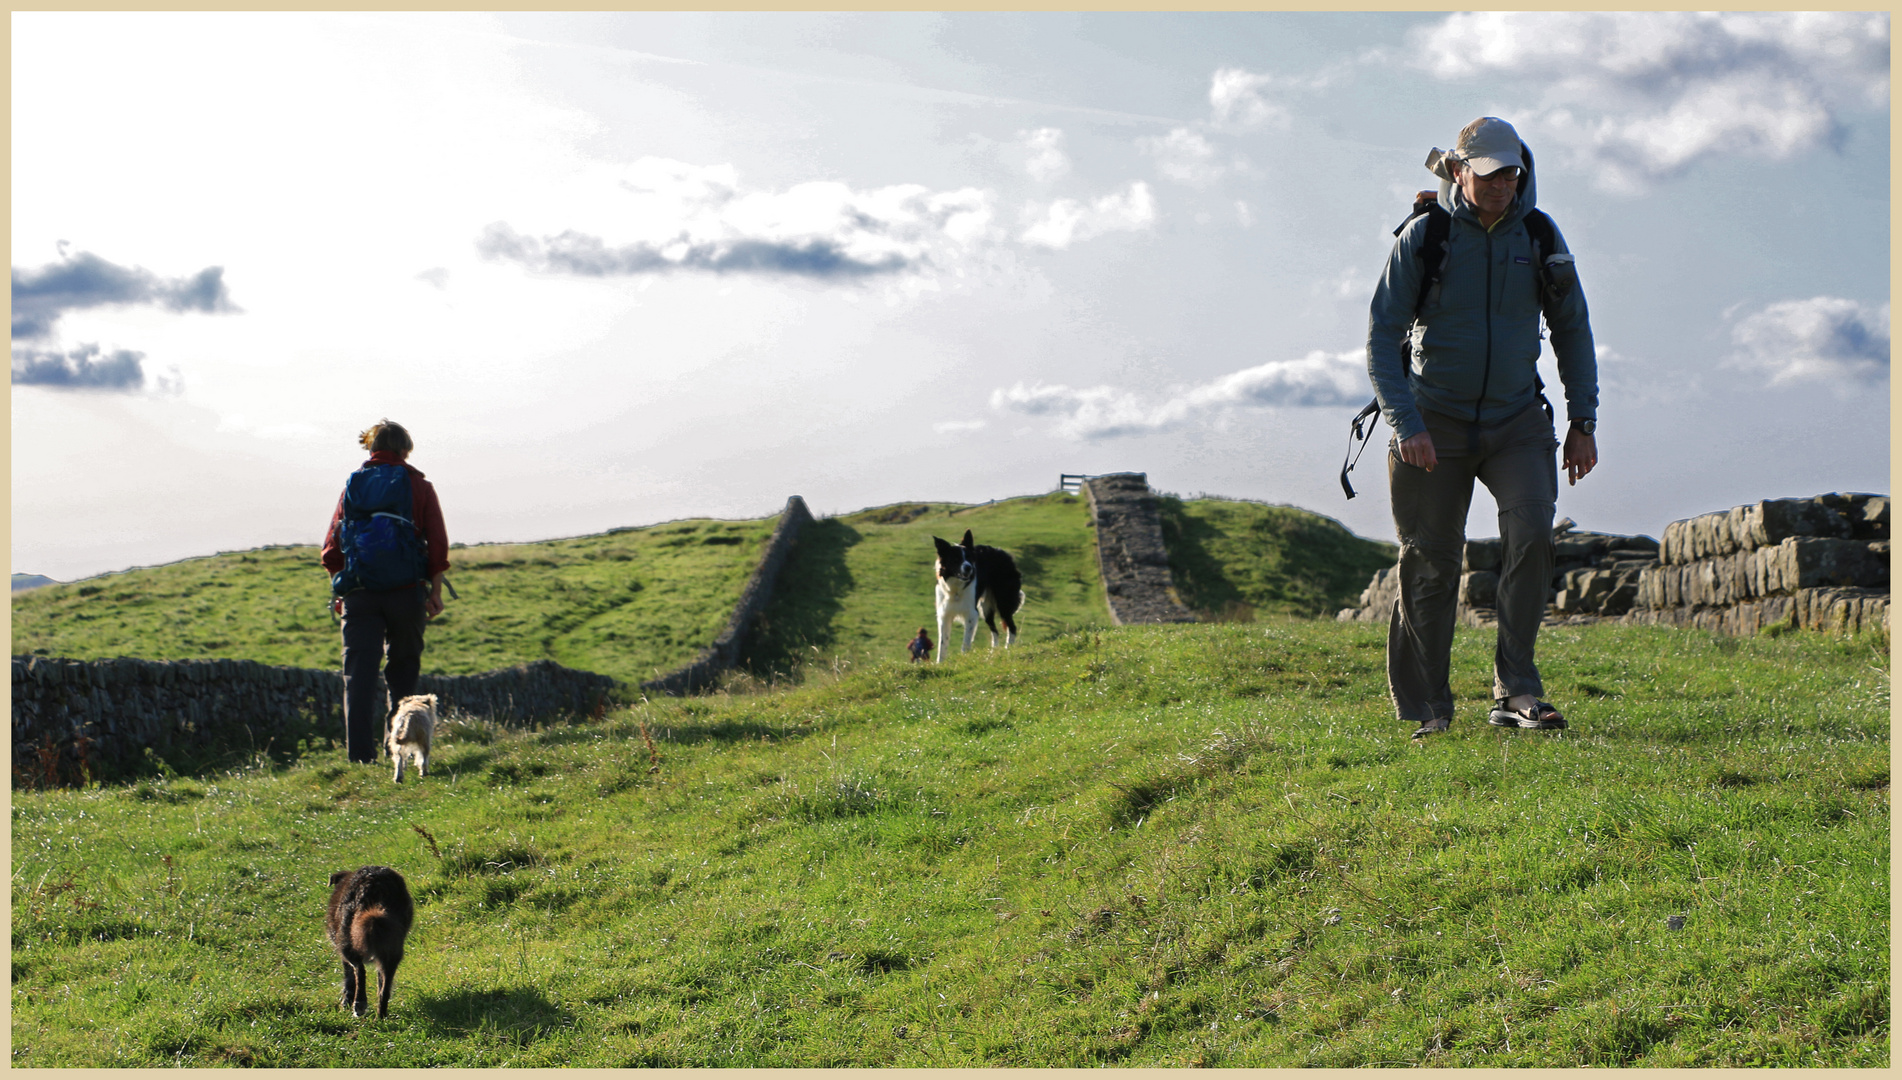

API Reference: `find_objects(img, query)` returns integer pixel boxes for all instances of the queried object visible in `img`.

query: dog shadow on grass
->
[414,986,575,1046]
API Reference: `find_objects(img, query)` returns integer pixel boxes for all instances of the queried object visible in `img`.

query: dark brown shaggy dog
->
[325,865,414,1018]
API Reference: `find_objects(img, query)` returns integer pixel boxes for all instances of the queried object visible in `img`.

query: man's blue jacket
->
[1366,145,1598,443]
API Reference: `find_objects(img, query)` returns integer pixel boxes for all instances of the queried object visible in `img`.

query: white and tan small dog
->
[386,693,437,782]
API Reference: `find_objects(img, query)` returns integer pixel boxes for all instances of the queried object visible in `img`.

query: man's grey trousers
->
[1386,400,1558,724]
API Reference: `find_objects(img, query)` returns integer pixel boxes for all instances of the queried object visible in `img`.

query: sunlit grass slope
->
[7,515,777,685]
[9,621,1887,1066]
[742,492,1111,676]
[1157,495,1398,619]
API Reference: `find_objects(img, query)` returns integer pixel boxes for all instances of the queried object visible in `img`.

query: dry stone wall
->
[1082,473,1197,626]
[1337,492,1889,638]
[13,494,817,784]
[638,495,814,695]
[11,654,617,786]
[1628,493,1888,637]
[1338,523,1658,628]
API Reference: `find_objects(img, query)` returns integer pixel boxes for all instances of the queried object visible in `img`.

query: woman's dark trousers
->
[340,585,428,764]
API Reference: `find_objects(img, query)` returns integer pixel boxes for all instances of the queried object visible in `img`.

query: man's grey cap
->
[1452,116,1525,176]
[1426,116,1526,180]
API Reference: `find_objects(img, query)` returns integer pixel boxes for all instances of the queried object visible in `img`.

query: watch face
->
[1573,420,1596,435]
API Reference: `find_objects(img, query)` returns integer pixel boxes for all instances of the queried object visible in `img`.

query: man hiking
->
[1365,116,1598,740]
[321,420,449,764]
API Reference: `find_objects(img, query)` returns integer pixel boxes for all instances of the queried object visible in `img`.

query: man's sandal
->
[1488,699,1566,730]
[1410,717,1452,740]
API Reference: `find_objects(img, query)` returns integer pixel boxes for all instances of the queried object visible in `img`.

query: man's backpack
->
[1339,189,1565,499]
[331,463,429,596]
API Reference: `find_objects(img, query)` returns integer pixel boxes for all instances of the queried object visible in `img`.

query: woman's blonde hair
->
[358,419,413,456]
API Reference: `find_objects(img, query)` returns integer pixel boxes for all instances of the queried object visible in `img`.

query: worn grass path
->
[10,620,1888,1066]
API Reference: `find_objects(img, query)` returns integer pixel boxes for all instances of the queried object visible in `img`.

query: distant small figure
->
[325,865,414,1019]
[385,693,437,783]
[907,627,933,662]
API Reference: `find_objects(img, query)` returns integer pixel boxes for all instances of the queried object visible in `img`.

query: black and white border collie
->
[931,529,1024,661]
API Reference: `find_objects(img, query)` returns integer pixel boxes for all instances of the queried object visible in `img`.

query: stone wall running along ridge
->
[638,494,815,696]
[1082,473,1197,626]
[1336,492,1888,638]
[11,654,618,787]
[1626,493,1888,637]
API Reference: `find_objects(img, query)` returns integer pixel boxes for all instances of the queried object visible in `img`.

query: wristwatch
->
[1569,418,1596,436]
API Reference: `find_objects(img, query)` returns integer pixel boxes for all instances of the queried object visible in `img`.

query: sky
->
[11,10,1891,583]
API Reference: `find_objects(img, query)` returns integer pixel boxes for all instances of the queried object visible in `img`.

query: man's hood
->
[1434,138,1540,228]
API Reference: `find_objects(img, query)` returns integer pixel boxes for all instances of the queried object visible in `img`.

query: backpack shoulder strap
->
[1522,208,1555,260]
[1391,191,1451,315]
[1349,191,1450,500]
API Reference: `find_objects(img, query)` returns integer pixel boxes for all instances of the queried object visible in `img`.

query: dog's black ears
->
[932,535,958,556]
[329,870,350,887]
[960,529,975,547]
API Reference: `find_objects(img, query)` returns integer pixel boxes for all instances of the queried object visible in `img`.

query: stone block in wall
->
[1463,539,1501,573]
[1460,570,1498,609]
[1751,498,1852,550]
[1818,492,1889,540]
[1770,537,1889,591]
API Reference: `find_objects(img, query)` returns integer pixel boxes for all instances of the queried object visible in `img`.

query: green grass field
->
[8,516,777,686]
[11,621,1888,1066]
[1157,496,1397,619]
[742,493,1111,677]
[10,494,1394,690]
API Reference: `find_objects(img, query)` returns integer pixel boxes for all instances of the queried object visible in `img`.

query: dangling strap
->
[1340,397,1383,499]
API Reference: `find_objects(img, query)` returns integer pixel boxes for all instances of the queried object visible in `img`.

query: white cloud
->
[482,157,999,279]
[1235,201,1254,228]
[933,419,987,435]
[1139,127,1227,187]
[1727,296,1889,386]
[1018,127,1069,182]
[1019,182,1158,249]
[991,349,1366,440]
[1412,11,1890,191]
[1208,67,1291,130]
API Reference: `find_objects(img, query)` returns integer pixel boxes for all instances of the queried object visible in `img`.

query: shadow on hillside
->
[416,986,576,1046]
[1155,498,1244,616]
[740,518,858,678]
[1157,496,1398,619]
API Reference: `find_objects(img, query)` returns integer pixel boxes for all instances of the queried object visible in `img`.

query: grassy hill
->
[9,620,1888,1066]
[741,492,1111,678]
[7,516,779,686]
[12,493,1397,687]
[1157,496,1397,620]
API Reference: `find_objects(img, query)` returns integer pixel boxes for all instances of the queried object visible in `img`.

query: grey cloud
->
[478,223,913,279]
[475,160,998,283]
[1412,12,1890,190]
[11,251,239,340]
[991,350,1366,441]
[1728,296,1889,386]
[10,343,147,391]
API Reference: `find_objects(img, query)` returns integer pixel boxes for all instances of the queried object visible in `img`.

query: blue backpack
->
[331,464,429,596]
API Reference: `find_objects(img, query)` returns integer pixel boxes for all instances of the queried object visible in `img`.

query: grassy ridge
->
[742,492,1111,676]
[10,493,1400,687]
[1157,496,1397,619]
[10,621,1888,1066]
[6,517,776,685]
